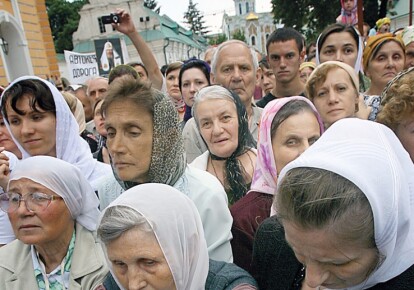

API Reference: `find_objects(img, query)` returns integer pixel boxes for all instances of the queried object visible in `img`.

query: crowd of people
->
[0,4,413,290]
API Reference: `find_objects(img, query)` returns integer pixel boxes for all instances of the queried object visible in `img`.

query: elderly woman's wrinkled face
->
[395,114,414,163]
[365,41,405,89]
[7,178,73,246]
[196,98,239,158]
[107,227,176,290]
[312,67,358,128]
[320,32,358,68]
[105,99,153,183]
[284,220,379,289]
[5,94,57,157]
[272,111,320,176]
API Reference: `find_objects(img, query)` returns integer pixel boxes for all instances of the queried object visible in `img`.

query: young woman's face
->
[196,98,239,158]
[319,32,358,69]
[365,41,405,90]
[180,68,209,107]
[5,94,57,157]
[284,220,379,289]
[272,111,320,175]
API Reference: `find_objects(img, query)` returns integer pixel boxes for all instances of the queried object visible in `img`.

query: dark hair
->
[266,27,304,54]
[108,64,139,85]
[306,41,316,56]
[317,23,359,54]
[259,57,271,70]
[178,58,211,91]
[1,79,56,121]
[102,78,158,119]
[165,62,183,77]
[276,167,375,247]
[127,62,149,77]
[271,100,318,138]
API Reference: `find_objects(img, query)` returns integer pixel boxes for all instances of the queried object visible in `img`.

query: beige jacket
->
[0,223,108,290]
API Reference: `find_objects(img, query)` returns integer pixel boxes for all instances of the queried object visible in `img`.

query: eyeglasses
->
[0,192,63,213]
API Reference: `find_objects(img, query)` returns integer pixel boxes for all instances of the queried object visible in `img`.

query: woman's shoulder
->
[206,259,258,290]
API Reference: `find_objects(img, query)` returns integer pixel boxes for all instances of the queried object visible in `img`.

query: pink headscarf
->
[249,96,324,195]
[338,0,358,25]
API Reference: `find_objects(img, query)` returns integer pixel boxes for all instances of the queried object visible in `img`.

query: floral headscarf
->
[249,96,324,195]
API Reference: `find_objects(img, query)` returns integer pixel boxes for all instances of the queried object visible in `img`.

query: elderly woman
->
[0,156,108,289]
[178,58,210,128]
[377,67,414,163]
[97,78,233,263]
[98,183,258,290]
[362,33,405,120]
[253,118,414,289]
[230,96,324,273]
[306,61,360,129]
[191,85,257,206]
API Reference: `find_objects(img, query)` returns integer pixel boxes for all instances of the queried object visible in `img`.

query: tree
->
[46,0,87,53]
[271,0,340,41]
[143,0,161,14]
[183,0,209,35]
[208,34,227,45]
[232,29,246,42]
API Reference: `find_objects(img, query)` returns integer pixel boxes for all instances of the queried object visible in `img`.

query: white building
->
[221,0,277,53]
[72,0,207,67]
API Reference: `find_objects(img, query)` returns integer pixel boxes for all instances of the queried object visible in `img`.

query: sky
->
[156,0,272,34]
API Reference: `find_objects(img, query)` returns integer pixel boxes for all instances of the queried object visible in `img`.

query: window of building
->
[246,2,249,13]
[239,3,242,15]
[251,36,256,46]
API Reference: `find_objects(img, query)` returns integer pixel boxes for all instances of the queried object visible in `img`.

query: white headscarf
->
[99,183,209,289]
[8,156,100,231]
[0,76,111,184]
[316,26,364,74]
[278,118,414,289]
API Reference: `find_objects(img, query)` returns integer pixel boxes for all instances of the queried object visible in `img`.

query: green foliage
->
[184,0,209,35]
[46,0,87,53]
[208,34,227,45]
[143,0,161,14]
[271,0,340,41]
[271,0,391,41]
[232,29,246,42]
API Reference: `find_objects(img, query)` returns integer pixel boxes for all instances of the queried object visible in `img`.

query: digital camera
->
[101,13,122,24]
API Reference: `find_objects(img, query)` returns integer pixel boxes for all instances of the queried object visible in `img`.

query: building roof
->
[246,12,259,21]
[73,7,207,53]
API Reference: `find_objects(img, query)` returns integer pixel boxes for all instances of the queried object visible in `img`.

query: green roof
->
[73,7,207,53]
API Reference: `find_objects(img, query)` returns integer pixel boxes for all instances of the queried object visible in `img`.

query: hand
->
[112,8,137,36]
[355,94,371,120]
[0,148,10,190]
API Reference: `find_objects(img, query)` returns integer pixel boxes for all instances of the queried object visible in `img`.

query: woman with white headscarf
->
[97,183,258,290]
[253,118,414,289]
[0,156,108,289]
[0,76,112,187]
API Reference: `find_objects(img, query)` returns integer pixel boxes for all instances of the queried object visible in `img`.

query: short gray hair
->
[97,205,153,244]
[192,85,235,127]
[210,40,259,75]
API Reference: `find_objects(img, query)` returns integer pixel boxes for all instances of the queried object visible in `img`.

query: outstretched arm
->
[113,8,164,90]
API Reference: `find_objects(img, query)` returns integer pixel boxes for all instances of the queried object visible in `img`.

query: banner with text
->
[64,50,99,84]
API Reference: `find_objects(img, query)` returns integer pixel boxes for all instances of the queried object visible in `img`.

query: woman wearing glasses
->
[0,156,108,289]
